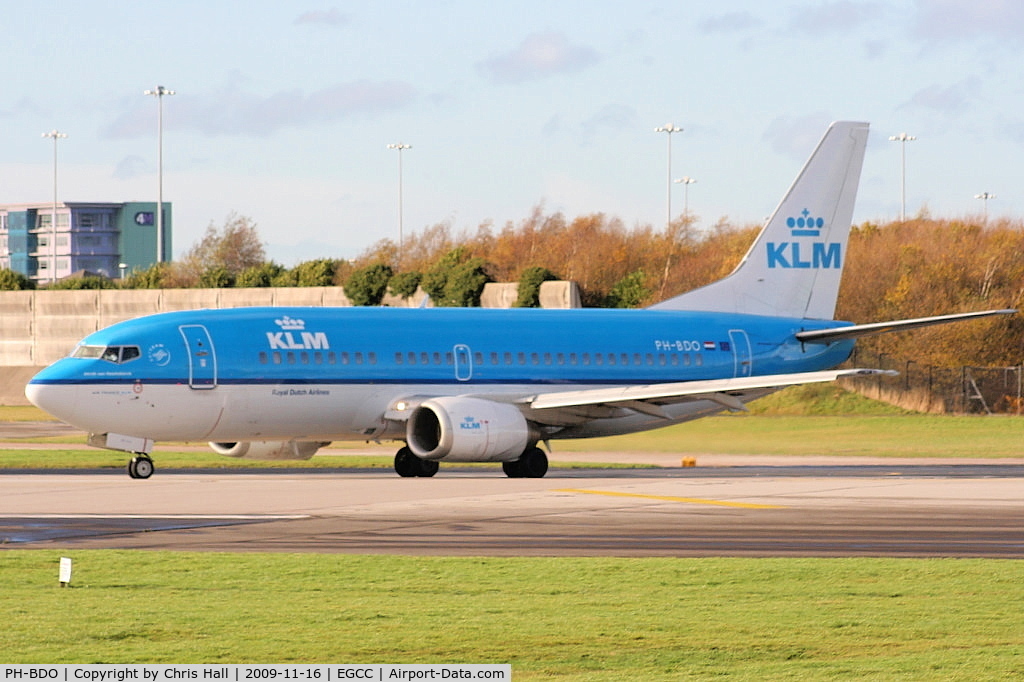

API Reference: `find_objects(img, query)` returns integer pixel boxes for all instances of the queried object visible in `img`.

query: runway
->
[2,460,1023,557]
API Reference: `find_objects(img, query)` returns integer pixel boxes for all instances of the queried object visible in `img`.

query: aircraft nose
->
[25,372,79,425]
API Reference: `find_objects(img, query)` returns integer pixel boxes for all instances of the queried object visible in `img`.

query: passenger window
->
[395,353,403,364]
[259,352,268,364]
[273,351,282,364]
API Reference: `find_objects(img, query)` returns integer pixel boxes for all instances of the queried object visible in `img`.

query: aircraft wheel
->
[502,459,524,478]
[128,455,154,480]
[394,447,420,477]
[520,446,548,478]
[417,459,439,478]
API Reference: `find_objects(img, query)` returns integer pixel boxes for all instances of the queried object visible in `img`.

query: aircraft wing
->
[520,368,894,424]
[796,309,1016,343]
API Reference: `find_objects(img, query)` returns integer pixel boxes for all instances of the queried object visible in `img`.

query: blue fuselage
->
[27,306,854,442]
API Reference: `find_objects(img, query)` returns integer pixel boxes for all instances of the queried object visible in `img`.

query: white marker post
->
[59,557,72,587]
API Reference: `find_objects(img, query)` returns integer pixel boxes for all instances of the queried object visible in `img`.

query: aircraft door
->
[179,325,217,389]
[454,344,473,381]
[728,329,752,378]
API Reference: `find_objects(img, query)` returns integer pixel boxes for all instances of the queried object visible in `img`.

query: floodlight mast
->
[655,123,683,228]
[888,132,916,222]
[974,191,996,222]
[387,143,412,266]
[41,129,68,284]
[144,85,175,263]
[674,176,696,219]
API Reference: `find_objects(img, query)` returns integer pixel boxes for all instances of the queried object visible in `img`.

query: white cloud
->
[102,79,417,139]
[789,1,881,33]
[900,77,982,115]
[914,0,1024,42]
[478,32,600,85]
[294,8,349,26]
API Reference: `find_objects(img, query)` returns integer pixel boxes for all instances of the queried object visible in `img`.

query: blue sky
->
[4,1,1024,264]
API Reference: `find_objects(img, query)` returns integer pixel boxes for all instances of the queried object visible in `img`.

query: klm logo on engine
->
[266,315,330,350]
[460,416,482,430]
[767,208,842,269]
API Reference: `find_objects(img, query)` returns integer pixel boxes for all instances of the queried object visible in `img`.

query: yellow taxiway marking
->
[555,488,785,509]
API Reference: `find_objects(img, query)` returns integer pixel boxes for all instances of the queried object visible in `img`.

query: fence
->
[841,348,1023,415]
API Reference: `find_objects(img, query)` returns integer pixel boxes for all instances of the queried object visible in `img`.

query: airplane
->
[25,121,1014,479]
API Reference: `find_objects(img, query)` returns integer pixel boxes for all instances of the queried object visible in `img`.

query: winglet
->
[650,121,870,320]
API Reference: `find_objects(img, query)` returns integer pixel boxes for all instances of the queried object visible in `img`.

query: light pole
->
[41,129,67,284]
[655,123,683,227]
[674,176,696,219]
[144,85,175,263]
[386,143,411,265]
[974,192,996,222]
[888,132,916,221]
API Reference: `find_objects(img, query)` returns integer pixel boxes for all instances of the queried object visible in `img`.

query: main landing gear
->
[502,446,548,478]
[127,454,154,479]
[392,445,549,478]
[394,446,439,478]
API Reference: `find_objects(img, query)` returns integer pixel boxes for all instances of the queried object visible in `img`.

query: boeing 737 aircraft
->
[26,121,1013,479]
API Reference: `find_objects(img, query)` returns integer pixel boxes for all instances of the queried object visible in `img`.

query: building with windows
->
[0,201,171,284]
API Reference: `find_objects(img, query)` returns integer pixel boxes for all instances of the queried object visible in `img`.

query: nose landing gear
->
[128,454,154,479]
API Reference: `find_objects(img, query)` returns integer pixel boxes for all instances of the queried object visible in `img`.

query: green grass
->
[2,551,1023,678]
[555,413,1024,458]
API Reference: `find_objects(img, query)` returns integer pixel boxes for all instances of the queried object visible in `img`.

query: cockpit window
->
[72,344,142,364]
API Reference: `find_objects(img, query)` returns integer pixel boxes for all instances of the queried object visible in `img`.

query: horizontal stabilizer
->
[796,309,1017,343]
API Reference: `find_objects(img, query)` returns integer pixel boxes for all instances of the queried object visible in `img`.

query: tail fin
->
[649,121,869,320]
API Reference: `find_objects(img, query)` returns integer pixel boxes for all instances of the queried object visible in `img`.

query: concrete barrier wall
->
[1,281,581,371]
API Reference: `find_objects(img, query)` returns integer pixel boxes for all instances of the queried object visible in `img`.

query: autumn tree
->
[177,213,266,286]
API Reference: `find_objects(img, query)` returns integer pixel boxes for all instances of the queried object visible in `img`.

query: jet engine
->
[209,440,330,460]
[406,396,534,462]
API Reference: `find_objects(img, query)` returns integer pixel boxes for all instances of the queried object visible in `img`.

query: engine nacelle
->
[209,440,330,460]
[407,396,532,462]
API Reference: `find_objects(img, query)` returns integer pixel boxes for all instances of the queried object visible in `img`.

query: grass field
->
[3,551,1023,678]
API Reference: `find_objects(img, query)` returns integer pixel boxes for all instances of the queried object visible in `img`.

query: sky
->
[4,0,1024,265]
